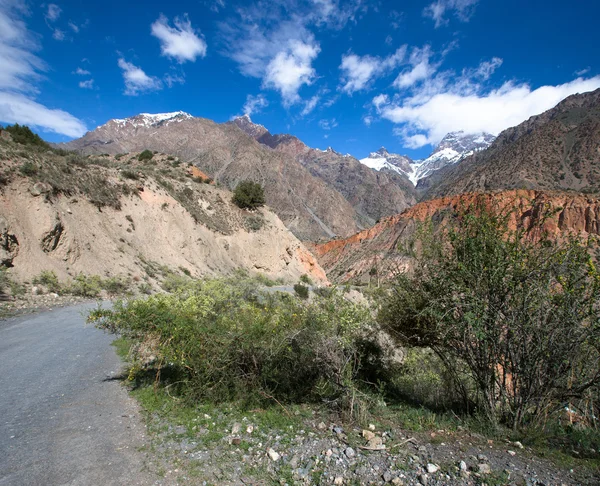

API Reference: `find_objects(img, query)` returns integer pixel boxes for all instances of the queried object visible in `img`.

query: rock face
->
[311,190,600,283]
[421,88,600,198]
[61,113,362,241]
[230,116,418,229]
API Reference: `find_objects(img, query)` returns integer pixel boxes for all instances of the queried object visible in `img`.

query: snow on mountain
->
[104,111,193,130]
[360,132,495,186]
[413,131,495,182]
[360,147,415,182]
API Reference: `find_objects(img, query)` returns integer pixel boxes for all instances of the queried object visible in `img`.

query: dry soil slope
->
[420,88,600,199]
[0,142,327,286]
[312,190,600,283]
[61,116,362,241]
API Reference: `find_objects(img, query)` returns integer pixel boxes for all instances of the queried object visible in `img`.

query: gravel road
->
[0,303,156,486]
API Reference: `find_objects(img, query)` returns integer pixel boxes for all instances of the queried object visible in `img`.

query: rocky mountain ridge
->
[359,132,495,186]
[60,114,365,241]
[420,88,600,198]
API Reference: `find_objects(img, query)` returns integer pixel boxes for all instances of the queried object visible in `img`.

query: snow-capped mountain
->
[101,111,193,130]
[360,132,495,186]
[231,114,269,139]
[412,131,495,182]
[360,147,415,181]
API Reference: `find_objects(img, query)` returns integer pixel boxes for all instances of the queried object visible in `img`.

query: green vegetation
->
[3,124,50,148]
[32,270,61,293]
[19,161,38,176]
[232,180,265,210]
[380,201,600,430]
[299,273,313,285]
[138,149,154,162]
[89,276,384,419]
[293,282,309,299]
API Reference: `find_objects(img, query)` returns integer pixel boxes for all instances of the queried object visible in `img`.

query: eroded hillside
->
[312,190,600,283]
[0,137,327,287]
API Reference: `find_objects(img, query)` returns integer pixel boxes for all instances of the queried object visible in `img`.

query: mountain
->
[360,132,494,186]
[414,132,496,183]
[61,112,365,241]
[359,147,414,179]
[310,190,600,284]
[230,116,418,227]
[0,138,327,286]
[421,88,600,199]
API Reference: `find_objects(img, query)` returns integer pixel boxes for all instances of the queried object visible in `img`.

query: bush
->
[232,180,265,210]
[121,170,139,180]
[89,278,382,417]
[32,270,61,293]
[138,150,154,162]
[379,200,600,429]
[293,283,309,299]
[3,124,49,148]
[68,274,103,297]
[101,276,132,296]
[19,161,38,176]
[299,274,313,285]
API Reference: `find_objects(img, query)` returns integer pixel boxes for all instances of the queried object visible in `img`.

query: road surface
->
[0,303,156,486]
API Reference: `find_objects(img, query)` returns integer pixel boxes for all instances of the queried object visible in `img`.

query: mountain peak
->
[103,111,193,130]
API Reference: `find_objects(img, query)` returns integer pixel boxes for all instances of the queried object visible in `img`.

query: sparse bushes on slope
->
[294,282,309,299]
[3,124,50,149]
[232,180,265,210]
[379,201,600,429]
[89,278,386,418]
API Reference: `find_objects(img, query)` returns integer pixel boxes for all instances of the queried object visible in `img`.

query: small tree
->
[379,200,600,429]
[232,180,265,210]
[138,150,154,162]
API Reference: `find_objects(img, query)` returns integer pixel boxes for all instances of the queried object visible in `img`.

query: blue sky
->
[0,0,599,160]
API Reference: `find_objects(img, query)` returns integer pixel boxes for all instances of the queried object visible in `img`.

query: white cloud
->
[424,0,479,28]
[45,4,61,22]
[243,94,269,116]
[164,72,185,88]
[73,67,90,75]
[318,118,337,130]
[151,14,207,63]
[0,0,86,137]
[393,45,437,89]
[263,39,320,106]
[379,76,600,148]
[219,1,367,108]
[363,115,373,126]
[575,67,591,76]
[117,58,163,96]
[301,94,319,116]
[0,92,86,137]
[52,28,65,41]
[68,21,79,33]
[78,79,94,89]
[339,47,406,94]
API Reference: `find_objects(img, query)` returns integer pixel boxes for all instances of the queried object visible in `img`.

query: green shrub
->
[380,200,600,429]
[138,150,154,162]
[19,161,38,176]
[244,214,264,232]
[121,170,139,180]
[293,283,309,299]
[232,180,266,210]
[138,282,152,295]
[69,274,103,297]
[4,124,49,148]
[101,276,132,296]
[161,273,191,293]
[299,274,313,285]
[89,279,381,417]
[32,270,61,293]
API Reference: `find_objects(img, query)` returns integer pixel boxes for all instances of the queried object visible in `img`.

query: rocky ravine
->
[0,147,327,286]
[311,190,600,283]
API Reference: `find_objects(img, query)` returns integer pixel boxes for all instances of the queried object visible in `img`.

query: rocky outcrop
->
[312,190,600,283]
[0,216,18,267]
